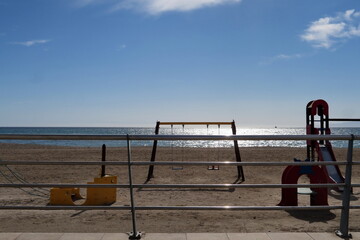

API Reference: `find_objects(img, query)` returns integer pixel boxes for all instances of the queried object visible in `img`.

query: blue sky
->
[1,0,360,127]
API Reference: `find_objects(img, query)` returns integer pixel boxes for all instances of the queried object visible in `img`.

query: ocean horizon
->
[1,127,359,148]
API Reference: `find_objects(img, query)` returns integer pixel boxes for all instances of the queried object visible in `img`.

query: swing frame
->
[146,121,245,183]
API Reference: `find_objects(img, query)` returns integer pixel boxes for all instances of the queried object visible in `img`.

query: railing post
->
[335,135,354,239]
[101,144,106,177]
[126,135,142,239]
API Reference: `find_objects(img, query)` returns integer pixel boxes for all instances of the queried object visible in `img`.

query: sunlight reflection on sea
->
[0,127,359,148]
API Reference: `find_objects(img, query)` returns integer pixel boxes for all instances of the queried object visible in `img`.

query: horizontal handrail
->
[328,118,360,122]
[0,133,358,238]
[0,160,355,166]
[0,134,359,141]
[0,183,347,189]
[0,205,346,211]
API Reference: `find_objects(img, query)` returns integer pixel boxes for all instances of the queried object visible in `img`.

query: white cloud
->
[118,0,241,15]
[74,0,242,15]
[117,44,127,51]
[11,39,51,47]
[260,53,304,65]
[301,9,360,49]
[274,53,303,60]
[72,0,106,7]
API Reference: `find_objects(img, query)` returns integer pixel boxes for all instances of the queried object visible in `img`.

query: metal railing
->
[0,134,359,239]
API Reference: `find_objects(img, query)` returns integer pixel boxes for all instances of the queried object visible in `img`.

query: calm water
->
[0,127,359,148]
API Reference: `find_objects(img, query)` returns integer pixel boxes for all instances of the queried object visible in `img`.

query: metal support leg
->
[101,144,106,177]
[335,135,354,239]
[126,135,142,239]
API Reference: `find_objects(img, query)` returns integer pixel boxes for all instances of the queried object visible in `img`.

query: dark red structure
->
[306,99,345,190]
[278,164,328,206]
[279,99,347,206]
[306,99,330,160]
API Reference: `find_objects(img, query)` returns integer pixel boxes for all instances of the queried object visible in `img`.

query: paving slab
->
[59,233,104,240]
[187,233,229,240]
[351,232,360,240]
[101,233,130,240]
[0,233,22,240]
[16,233,63,240]
[144,233,187,240]
[307,232,342,240]
[267,232,313,240]
[228,233,271,240]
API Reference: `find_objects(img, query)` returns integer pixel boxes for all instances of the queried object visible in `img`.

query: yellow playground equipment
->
[49,145,118,206]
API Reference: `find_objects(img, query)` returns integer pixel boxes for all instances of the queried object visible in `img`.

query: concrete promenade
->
[0,232,359,240]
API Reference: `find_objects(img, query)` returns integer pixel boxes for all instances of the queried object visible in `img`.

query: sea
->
[0,127,359,148]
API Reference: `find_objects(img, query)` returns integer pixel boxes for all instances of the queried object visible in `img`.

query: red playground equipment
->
[306,99,345,191]
[278,162,328,206]
[279,99,347,206]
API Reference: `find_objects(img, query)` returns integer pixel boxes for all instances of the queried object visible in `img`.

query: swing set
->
[146,121,245,183]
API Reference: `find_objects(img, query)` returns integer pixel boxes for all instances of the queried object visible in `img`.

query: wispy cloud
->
[273,53,304,60]
[73,0,108,8]
[117,44,127,51]
[11,39,51,47]
[117,0,242,15]
[74,0,242,15]
[260,53,305,65]
[301,9,360,49]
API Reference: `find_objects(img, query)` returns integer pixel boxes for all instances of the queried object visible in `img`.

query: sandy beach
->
[0,143,359,233]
